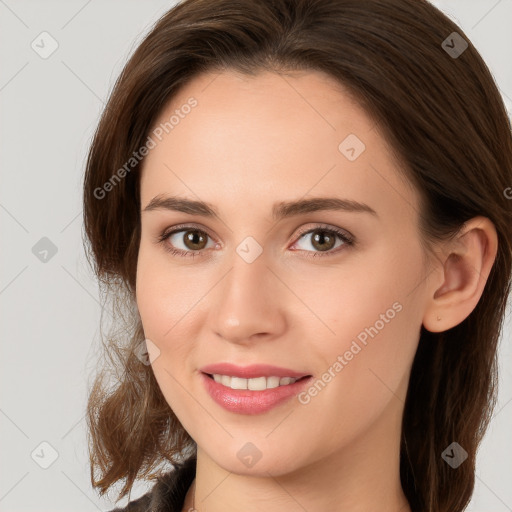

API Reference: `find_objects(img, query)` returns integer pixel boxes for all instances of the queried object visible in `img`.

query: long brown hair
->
[82,1,512,510]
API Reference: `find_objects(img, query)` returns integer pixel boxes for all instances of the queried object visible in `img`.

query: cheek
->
[135,252,199,425]
[135,245,208,395]
[136,254,168,339]
[305,242,424,402]
[136,244,194,342]
[306,241,421,341]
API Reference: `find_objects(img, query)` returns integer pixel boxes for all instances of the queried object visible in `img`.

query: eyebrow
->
[142,194,378,221]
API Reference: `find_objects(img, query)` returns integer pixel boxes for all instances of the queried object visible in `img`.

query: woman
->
[82,0,512,511]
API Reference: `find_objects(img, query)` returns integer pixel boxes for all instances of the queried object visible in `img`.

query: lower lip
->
[200,372,312,414]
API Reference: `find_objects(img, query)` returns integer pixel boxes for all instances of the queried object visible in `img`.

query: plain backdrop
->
[1,1,511,510]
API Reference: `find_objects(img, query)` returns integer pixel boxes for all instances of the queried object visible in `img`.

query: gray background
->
[1,1,511,510]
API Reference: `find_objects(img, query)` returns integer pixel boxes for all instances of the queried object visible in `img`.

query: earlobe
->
[422,217,498,333]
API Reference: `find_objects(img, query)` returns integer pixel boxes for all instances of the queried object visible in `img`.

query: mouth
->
[203,372,312,391]
[200,371,314,414]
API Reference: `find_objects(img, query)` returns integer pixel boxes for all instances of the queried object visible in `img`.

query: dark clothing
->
[108,457,196,512]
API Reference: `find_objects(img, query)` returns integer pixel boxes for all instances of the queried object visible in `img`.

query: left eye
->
[157,224,354,258]
[290,227,353,255]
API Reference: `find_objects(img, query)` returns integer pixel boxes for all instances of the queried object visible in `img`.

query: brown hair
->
[82,0,512,510]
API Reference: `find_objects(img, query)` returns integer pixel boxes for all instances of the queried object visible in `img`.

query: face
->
[136,69,430,476]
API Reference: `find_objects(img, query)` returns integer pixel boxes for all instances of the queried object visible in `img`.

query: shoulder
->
[107,456,197,512]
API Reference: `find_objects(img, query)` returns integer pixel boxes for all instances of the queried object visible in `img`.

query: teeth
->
[211,374,299,390]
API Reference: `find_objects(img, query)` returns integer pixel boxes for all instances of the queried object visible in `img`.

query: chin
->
[207,444,306,477]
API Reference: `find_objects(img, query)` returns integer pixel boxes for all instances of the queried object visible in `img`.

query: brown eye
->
[291,225,353,257]
[180,229,209,250]
[157,226,216,257]
[309,230,337,251]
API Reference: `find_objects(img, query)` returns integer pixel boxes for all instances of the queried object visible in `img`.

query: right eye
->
[157,225,217,258]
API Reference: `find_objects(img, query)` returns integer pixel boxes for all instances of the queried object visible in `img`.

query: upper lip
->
[200,362,311,379]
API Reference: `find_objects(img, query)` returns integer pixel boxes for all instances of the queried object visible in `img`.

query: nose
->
[208,254,287,345]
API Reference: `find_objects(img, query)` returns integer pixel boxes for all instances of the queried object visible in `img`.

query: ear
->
[422,216,498,333]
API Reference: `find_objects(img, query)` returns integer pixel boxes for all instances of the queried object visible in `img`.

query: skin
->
[135,69,498,512]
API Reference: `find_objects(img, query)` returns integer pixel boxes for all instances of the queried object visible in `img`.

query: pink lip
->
[199,362,310,379]
[200,371,313,415]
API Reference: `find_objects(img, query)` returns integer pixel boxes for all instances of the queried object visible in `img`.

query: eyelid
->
[157,222,217,242]
[293,222,354,242]
[159,222,352,242]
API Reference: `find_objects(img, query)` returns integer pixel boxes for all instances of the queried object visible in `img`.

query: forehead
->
[139,69,418,223]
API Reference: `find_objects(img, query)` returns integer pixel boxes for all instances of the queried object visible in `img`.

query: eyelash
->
[156,223,355,259]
